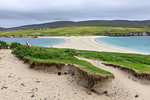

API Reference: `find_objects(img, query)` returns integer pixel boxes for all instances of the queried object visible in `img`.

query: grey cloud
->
[0,0,150,27]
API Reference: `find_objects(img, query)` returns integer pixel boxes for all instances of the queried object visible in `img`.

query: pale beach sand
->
[0,50,110,100]
[1,50,150,100]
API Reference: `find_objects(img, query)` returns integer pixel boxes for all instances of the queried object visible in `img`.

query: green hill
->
[0,27,6,31]
[8,20,150,30]
[1,26,150,37]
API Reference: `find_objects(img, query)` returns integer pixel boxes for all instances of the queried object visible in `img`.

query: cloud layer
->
[0,0,150,27]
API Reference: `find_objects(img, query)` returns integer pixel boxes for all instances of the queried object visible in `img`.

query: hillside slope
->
[7,20,150,30]
[1,26,150,37]
[0,27,6,31]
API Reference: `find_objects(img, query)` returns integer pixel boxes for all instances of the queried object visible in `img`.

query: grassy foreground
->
[1,26,150,36]
[1,41,150,74]
[11,43,111,74]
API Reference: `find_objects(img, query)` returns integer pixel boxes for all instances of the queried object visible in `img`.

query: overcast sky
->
[0,0,150,28]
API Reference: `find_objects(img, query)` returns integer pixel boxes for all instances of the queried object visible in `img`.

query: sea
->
[95,36,150,53]
[0,37,65,47]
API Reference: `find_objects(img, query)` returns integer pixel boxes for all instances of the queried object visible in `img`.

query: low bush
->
[10,42,21,49]
[0,40,9,49]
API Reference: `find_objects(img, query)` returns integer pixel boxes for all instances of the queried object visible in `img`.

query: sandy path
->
[78,57,150,100]
[0,49,111,100]
[46,36,147,54]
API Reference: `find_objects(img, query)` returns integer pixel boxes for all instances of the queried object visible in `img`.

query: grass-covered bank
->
[1,26,150,37]
[10,43,111,75]
[11,42,150,73]
[77,51,150,73]
[1,41,150,75]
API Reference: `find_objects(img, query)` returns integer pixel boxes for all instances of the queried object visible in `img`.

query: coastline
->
[1,37,150,100]
[93,37,149,54]
[41,36,148,55]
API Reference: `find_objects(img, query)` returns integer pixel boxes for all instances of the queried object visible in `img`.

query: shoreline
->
[93,37,148,54]
[41,36,148,55]
[0,36,148,54]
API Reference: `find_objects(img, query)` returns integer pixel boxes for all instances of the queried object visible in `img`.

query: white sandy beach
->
[46,36,147,54]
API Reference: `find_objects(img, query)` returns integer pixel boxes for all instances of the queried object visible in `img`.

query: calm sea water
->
[0,37,64,47]
[95,36,150,53]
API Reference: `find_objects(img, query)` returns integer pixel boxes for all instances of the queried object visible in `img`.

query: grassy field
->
[1,26,150,36]
[9,42,150,74]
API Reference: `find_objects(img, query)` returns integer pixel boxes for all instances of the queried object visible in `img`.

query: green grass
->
[1,26,150,36]
[108,62,150,73]
[9,42,150,74]
[26,57,111,74]
[77,50,150,73]
[11,44,111,75]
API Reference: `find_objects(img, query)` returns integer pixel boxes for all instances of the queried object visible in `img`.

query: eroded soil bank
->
[23,57,114,93]
[102,62,150,81]
[77,57,150,100]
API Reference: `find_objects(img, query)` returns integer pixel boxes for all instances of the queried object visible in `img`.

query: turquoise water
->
[0,37,64,47]
[95,36,150,53]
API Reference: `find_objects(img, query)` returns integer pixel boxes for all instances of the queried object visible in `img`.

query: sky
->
[0,0,150,28]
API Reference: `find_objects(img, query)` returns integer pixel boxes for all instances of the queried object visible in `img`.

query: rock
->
[21,83,25,87]
[86,90,92,95]
[36,81,40,83]
[1,86,8,90]
[18,78,22,80]
[71,73,75,76]
[44,98,48,100]
[58,72,61,76]
[31,94,34,98]
[8,75,12,78]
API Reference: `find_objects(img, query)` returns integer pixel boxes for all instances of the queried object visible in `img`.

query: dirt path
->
[77,57,150,100]
[0,50,111,100]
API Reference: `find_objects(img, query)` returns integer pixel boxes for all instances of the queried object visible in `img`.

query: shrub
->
[64,49,77,56]
[0,40,9,49]
[12,45,32,59]
[10,42,21,49]
[11,44,77,60]
[135,94,138,98]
